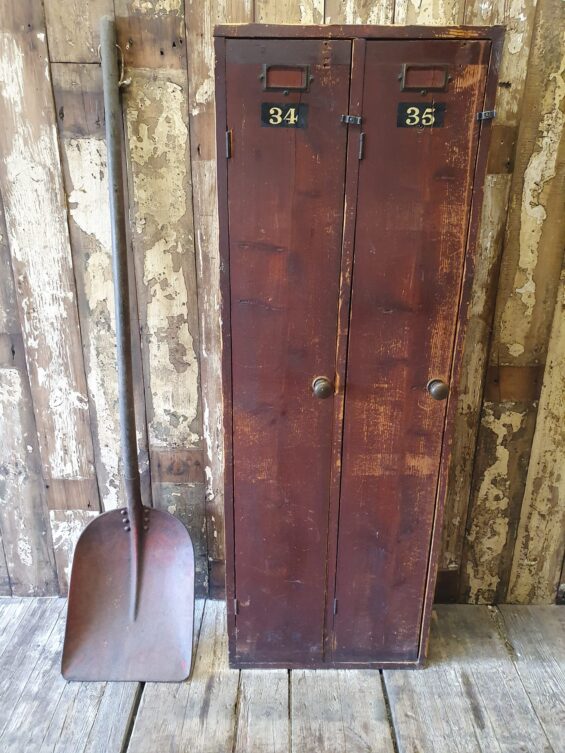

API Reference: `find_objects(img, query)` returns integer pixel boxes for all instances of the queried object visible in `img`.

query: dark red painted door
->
[331,40,490,661]
[226,39,351,663]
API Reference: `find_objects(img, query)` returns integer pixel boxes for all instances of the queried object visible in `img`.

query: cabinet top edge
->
[214,24,505,42]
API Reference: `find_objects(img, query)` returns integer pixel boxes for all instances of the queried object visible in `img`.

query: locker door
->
[332,40,490,661]
[225,39,351,663]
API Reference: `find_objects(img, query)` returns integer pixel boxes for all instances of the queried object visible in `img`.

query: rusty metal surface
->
[62,509,194,681]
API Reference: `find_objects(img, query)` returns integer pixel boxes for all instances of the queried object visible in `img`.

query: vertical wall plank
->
[50,64,122,513]
[437,0,541,600]
[44,0,113,63]
[0,3,100,519]
[185,0,253,595]
[393,0,462,24]
[255,0,323,23]
[50,62,151,517]
[325,0,393,23]
[459,0,563,602]
[115,0,207,591]
[0,196,58,595]
[507,272,565,601]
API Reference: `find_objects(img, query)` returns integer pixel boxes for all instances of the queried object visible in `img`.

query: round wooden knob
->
[427,379,449,401]
[312,376,333,399]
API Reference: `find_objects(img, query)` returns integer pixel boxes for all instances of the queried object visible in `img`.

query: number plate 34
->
[261,103,308,128]
[397,102,446,128]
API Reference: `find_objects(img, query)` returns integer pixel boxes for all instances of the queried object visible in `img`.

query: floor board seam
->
[230,669,243,753]
[487,605,517,659]
[379,671,400,753]
[0,599,66,744]
[120,682,145,753]
[495,607,558,753]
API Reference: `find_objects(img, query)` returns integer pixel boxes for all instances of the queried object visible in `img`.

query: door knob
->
[312,376,333,399]
[427,379,449,401]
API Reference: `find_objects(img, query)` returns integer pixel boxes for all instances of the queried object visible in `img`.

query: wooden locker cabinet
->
[215,24,503,668]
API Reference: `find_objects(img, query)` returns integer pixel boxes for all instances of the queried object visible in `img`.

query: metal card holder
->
[260,64,311,92]
[399,63,450,93]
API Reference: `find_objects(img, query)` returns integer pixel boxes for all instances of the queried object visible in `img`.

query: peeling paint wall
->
[125,71,200,449]
[0,0,563,603]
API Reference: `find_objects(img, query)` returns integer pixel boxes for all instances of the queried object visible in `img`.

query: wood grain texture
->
[225,37,351,665]
[235,670,289,753]
[325,0,393,23]
[331,39,489,661]
[44,0,114,63]
[465,0,565,605]
[291,669,394,753]
[0,598,140,752]
[255,0,323,23]
[500,605,565,752]
[0,2,99,512]
[118,0,207,590]
[438,174,511,586]
[185,0,253,593]
[461,401,537,603]
[51,63,122,512]
[394,0,463,24]
[492,0,565,366]
[0,197,58,596]
[0,598,64,739]
[437,0,542,599]
[384,605,554,753]
[126,599,206,752]
[507,264,565,603]
[177,600,240,750]
[115,0,187,70]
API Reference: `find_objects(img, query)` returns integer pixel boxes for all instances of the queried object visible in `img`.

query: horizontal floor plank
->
[0,598,139,752]
[500,606,565,753]
[384,605,554,753]
[292,668,394,753]
[126,599,206,752]
[235,670,289,753]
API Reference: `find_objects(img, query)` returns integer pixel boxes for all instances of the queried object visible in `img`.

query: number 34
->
[405,106,436,126]
[269,106,298,125]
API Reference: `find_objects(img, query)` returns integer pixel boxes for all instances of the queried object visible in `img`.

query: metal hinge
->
[226,129,232,158]
[233,598,239,615]
[341,114,362,126]
[476,109,496,121]
[358,132,366,160]
[333,598,338,615]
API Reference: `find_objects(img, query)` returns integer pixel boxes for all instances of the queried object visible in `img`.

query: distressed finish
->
[0,4,100,526]
[2,598,563,751]
[0,200,58,596]
[0,0,563,606]
[217,26,502,666]
[459,0,565,603]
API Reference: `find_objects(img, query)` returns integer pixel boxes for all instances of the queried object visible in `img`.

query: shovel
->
[61,16,195,682]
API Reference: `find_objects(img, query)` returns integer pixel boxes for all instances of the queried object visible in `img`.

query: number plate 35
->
[261,103,308,129]
[397,102,446,128]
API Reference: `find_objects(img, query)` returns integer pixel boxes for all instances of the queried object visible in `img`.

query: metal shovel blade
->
[61,507,195,682]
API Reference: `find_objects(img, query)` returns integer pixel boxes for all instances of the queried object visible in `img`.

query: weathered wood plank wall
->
[0,0,563,603]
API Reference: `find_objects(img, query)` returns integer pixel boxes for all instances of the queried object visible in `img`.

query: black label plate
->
[261,102,308,128]
[397,102,446,128]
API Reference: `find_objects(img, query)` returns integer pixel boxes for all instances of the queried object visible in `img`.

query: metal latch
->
[476,110,496,121]
[341,114,362,126]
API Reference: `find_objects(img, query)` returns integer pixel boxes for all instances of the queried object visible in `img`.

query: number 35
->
[405,106,436,126]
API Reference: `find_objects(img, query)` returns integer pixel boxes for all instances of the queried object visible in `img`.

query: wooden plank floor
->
[0,599,562,753]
